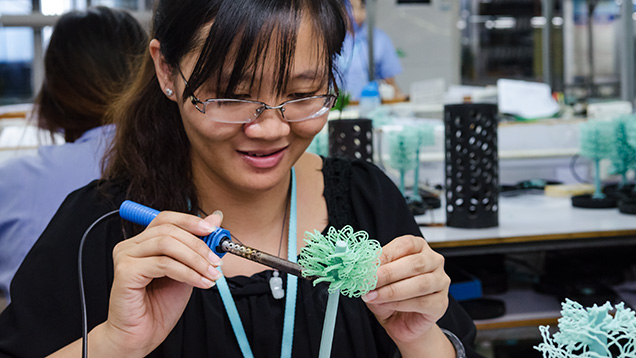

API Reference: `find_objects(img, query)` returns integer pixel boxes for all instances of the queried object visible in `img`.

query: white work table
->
[416,193,636,331]
[417,194,636,257]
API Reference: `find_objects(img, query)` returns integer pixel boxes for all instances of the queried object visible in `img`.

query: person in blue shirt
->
[0,6,147,302]
[337,0,405,101]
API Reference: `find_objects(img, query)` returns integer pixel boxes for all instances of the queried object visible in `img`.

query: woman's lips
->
[238,147,287,169]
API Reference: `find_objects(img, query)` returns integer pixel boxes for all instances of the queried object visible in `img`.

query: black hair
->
[35,6,147,142]
[154,0,347,100]
[105,0,348,213]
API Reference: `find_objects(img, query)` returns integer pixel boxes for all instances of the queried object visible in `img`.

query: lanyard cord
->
[216,168,298,358]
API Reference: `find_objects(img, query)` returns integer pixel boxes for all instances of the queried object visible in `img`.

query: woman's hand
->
[99,211,224,357]
[362,235,453,355]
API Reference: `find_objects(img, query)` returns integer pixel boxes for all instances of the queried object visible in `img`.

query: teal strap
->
[217,168,298,358]
[281,167,298,358]
[216,272,254,358]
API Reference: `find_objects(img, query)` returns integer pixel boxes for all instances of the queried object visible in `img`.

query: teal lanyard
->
[216,168,298,358]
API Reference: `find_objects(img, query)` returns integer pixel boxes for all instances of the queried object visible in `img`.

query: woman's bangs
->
[189,2,333,98]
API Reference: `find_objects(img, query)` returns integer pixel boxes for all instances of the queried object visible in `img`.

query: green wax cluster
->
[610,116,636,180]
[387,129,420,171]
[298,225,382,298]
[579,120,614,160]
[535,298,636,357]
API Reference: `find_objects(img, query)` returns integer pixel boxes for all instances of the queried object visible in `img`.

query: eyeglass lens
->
[202,96,334,123]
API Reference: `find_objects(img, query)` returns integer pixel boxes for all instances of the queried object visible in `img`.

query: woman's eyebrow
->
[216,70,322,85]
[208,68,325,94]
[291,70,323,81]
[218,72,251,84]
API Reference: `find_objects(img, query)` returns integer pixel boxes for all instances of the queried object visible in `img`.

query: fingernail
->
[201,277,215,288]
[208,252,223,266]
[362,290,378,302]
[208,265,223,280]
[212,210,223,221]
[199,220,215,233]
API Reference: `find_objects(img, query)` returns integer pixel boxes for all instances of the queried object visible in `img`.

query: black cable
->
[570,154,590,184]
[78,209,119,358]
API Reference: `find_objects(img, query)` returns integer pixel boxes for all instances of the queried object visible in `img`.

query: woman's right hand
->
[97,210,223,357]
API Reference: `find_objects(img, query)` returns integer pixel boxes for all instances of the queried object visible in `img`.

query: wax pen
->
[119,200,310,280]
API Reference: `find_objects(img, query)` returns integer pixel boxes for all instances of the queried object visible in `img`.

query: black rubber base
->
[407,199,429,216]
[406,188,442,216]
[571,194,618,209]
[619,197,636,215]
[604,183,635,201]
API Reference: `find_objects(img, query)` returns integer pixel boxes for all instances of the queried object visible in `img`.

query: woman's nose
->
[243,106,290,139]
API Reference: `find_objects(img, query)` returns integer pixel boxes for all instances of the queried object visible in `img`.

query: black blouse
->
[0,157,480,357]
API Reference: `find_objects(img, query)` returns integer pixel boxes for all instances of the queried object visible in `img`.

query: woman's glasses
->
[190,95,337,124]
[177,67,337,124]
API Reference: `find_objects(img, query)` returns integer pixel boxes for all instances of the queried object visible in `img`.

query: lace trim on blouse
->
[322,157,358,230]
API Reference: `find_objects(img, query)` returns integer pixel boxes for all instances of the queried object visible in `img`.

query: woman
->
[0,6,146,301]
[0,1,480,357]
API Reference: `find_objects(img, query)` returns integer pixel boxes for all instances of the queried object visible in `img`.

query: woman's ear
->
[149,39,177,101]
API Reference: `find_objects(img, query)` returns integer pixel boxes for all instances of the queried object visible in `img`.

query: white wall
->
[374,0,461,94]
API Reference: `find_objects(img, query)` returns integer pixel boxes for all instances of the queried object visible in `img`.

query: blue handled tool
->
[119,200,310,278]
[119,200,231,258]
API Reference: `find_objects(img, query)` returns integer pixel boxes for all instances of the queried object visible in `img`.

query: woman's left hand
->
[362,235,450,344]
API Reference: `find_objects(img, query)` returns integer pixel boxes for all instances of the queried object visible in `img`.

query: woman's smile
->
[238,146,289,169]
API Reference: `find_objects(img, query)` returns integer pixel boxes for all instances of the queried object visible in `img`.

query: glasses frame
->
[176,67,338,124]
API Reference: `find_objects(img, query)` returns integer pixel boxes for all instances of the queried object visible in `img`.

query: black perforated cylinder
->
[444,103,499,228]
[328,119,373,162]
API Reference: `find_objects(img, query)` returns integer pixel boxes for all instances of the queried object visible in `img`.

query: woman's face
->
[351,0,366,28]
[175,19,329,194]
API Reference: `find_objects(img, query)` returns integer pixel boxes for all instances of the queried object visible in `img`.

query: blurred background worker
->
[337,0,405,101]
[0,6,147,302]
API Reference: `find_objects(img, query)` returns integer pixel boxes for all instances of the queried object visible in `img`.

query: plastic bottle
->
[358,81,381,119]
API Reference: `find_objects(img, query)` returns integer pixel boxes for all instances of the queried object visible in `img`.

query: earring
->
[165,88,174,96]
